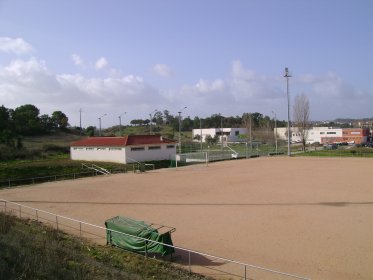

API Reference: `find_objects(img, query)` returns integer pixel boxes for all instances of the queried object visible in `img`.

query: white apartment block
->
[192,128,247,143]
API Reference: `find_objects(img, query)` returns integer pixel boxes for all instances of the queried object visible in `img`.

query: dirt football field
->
[1,157,373,279]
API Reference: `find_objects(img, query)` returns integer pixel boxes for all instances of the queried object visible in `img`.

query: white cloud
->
[71,54,84,66]
[1,57,372,126]
[195,79,225,93]
[153,64,173,77]
[0,37,34,54]
[95,57,108,70]
[0,57,165,126]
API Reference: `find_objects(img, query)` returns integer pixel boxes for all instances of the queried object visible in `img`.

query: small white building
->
[275,127,343,144]
[70,135,177,164]
[192,128,247,143]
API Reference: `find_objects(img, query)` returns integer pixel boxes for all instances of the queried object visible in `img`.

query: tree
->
[51,111,69,129]
[205,135,219,145]
[86,126,96,136]
[153,111,164,126]
[40,114,55,131]
[0,105,16,147]
[293,93,310,151]
[12,104,41,135]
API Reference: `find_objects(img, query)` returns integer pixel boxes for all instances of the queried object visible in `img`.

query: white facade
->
[275,127,343,144]
[125,144,176,162]
[70,136,176,164]
[192,128,247,143]
[71,147,126,163]
[307,127,342,144]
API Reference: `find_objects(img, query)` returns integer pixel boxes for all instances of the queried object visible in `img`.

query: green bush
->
[0,212,208,280]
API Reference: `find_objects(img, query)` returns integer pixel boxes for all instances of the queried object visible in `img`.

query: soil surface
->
[1,157,372,280]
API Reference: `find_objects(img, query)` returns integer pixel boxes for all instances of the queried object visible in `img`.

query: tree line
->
[0,104,69,148]
[130,110,287,132]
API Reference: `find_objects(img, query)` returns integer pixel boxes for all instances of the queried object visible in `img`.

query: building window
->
[74,147,84,150]
[235,131,239,136]
[86,147,94,150]
[320,132,325,134]
[109,148,122,151]
[131,147,145,151]
[167,145,175,149]
[148,146,161,150]
[327,132,336,134]
[97,148,106,150]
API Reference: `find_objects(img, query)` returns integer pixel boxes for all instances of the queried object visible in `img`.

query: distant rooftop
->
[71,135,176,147]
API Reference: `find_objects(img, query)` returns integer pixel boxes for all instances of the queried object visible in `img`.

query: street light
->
[98,113,107,136]
[272,111,278,154]
[220,115,224,154]
[178,106,187,154]
[118,112,126,136]
[284,67,292,156]
[149,109,158,135]
[200,118,203,151]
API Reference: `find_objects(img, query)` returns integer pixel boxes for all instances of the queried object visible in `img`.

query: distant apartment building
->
[325,128,370,144]
[192,128,247,143]
[275,127,370,145]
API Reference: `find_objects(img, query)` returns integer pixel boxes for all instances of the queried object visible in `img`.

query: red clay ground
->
[1,157,373,279]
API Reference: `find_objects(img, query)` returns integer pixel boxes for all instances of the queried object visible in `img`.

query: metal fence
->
[0,199,311,280]
[0,170,124,189]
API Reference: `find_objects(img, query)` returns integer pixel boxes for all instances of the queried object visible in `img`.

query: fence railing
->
[0,169,128,189]
[0,199,311,280]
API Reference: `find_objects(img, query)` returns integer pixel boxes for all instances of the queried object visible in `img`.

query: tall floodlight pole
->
[98,113,107,136]
[149,109,157,135]
[272,111,278,154]
[221,115,224,155]
[118,112,126,136]
[200,118,203,151]
[284,67,292,156]
[79,108,82,135]
[178,106,187,154]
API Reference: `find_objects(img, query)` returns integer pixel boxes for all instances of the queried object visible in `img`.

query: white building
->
[192,128,247,143]
[70,135,177,164]
[275,127,343,144]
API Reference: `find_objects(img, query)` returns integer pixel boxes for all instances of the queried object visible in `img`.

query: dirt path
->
[1,157,372,279]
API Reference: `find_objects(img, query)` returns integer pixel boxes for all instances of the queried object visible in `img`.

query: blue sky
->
[1,0,372,127]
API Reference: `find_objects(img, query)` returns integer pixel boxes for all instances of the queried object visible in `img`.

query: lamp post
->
[178,106,187,154]
[149,109,157,135]
[98,113,107,136]
[79,108,82,135]
[118,112,126,136]
[284,67,292,156]
[220,115,224,158]
[200,118,203,151]
[272,111,278,154]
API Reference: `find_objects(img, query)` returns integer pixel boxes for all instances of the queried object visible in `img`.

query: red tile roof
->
[71,135,176,147]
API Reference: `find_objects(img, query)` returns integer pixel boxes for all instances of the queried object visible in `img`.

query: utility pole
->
[98,113,107,136]
[284,67,292,156]
[221,115,224,157]
[118,112,126,136]
[149,109,157,135]
[178,107,187,154]
[249,113,252,154]
[79,108,82,135]
[200,118,203,151]
[272,111,278,154]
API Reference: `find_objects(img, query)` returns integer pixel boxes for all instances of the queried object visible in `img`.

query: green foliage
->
[51,111,69,129]
[295,147,373,158]
[0,212,208,280]
[0,104,70,156]
[85,126,95,137]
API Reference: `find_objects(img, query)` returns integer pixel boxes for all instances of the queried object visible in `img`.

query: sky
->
[1,0,372,128]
